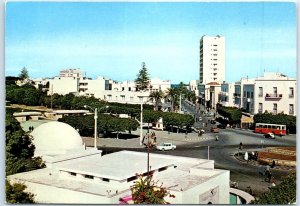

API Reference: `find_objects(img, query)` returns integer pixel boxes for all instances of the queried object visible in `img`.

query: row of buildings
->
[25,35,296,117]
[192,35,296,116]
[31,68,171,105]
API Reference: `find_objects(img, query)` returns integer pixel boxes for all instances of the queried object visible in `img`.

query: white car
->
[157,143,176,151]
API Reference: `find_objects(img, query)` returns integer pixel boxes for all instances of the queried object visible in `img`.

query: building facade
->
[33,69,171,106]
[253,73,296,115]
[199,35,225,84]
[222,72,296,116]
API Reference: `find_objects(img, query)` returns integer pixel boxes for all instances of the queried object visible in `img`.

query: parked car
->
[210,119,216,124]
[157,143,176,151]
[210,127,220,133]
[217,124,227,129]
[264,133,275,139]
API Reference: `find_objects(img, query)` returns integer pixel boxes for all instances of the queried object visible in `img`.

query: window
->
[130,97,134,102]
[102,178,110,182]
[258,87,263,97]
[108,95,112,100]
[122,87,124,91]
[289,87,294,97]
[273,103,277,114]
[246,91,250,98]
[70,172,76,176]
[121,95,125,101]
[243,91,246,98]
[289,104,294,115]
[258,103,263,113]
[128,87,131,91]
[273,87,277,95]
[251,92,253,99]
[139,97,143,102]
[84,175,94,179]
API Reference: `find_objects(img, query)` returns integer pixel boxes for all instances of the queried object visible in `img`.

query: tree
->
[149,91,164,111]
[131,172,175,204]
[6,110,45,176]
[165,88,179,112]
[135,62,150,91]
[6,180,35,203]
[19,67,29,80]
[250,171,296,204]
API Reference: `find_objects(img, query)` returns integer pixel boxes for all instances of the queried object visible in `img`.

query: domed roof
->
[31,121,83,156]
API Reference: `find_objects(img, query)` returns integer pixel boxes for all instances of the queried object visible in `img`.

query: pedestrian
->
[271,176,276,187]
[239,142,243,150]
[271,160,276,168]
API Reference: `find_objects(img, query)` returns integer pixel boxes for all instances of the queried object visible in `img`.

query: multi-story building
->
[254,73,296,115]
[219,82,236,107]
[33,69,171,105]
[224,72,296,116]
[199,35,225,84]
[59,68,85,78]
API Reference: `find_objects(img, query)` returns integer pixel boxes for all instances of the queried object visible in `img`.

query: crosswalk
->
[160,136,212,142]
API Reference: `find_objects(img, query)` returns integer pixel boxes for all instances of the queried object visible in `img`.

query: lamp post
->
[140,102,143,146]
[84,105,109,149]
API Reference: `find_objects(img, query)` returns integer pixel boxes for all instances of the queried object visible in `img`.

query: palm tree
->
[149,91,163,111]
[165,88,179,112]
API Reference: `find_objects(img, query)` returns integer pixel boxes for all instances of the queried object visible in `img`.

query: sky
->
[5,2,297,83]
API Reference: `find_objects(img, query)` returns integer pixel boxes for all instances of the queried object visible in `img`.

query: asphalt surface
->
[83,101,296,197]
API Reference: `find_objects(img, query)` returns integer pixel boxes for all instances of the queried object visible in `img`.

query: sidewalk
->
[82,129,214,148]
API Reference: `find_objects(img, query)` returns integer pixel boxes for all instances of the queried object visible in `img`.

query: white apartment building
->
[199,35,225,84]
[219,82,236,107]
[254,73,296,115]
[189,80,199,97]
[33,69,171,105]
[224,72,296,116]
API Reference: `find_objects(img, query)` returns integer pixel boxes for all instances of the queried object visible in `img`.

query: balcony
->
[233,93,241,98]
[265,93,282,100]
[265,110,285,115]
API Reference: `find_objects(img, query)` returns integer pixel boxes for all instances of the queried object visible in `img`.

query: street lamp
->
[84,105,109,149]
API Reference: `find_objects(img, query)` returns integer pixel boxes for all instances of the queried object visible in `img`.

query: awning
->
[241,115,254,123]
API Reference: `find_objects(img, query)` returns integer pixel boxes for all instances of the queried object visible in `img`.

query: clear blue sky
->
[5,2,296,83]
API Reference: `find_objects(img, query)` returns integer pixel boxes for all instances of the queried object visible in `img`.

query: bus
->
[254,123,286,136]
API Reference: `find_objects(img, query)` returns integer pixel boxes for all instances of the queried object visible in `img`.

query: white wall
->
[200,36,225,84]
[48,77,79,95]
[254,79,296,115]
[180,170,230,204]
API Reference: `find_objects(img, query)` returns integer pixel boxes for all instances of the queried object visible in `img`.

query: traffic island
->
[234,147,296,170]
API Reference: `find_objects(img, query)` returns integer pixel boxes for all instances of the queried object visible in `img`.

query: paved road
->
[93,127,296,197]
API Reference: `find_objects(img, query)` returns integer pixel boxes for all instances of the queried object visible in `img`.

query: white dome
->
[31,121,83,156]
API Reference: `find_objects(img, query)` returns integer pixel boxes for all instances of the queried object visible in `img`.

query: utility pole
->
[140,102,143,145]
[94,108,98,148]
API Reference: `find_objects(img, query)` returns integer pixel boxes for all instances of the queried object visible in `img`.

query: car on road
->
[217,124,227,129]
[210,127,220,133]
[210,119,216,124]
[157,143,176,151]
[264,132,275,139]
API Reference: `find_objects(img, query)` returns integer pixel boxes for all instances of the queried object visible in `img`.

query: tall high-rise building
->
[199,35,225,84]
